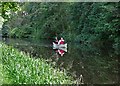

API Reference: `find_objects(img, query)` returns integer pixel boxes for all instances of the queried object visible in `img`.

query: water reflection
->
[2,38,119,84]
[53,48,67,57]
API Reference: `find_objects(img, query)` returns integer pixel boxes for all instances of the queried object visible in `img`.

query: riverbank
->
[1,42,73,84]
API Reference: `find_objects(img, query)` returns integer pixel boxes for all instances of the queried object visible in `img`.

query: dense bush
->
[1,2,120,51]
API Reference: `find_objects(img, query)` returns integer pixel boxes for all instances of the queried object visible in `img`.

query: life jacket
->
[58,38,64,45]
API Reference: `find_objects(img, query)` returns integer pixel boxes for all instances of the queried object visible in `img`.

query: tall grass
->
[1,42,73,84]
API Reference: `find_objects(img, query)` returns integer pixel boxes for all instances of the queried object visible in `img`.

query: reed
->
[1,42,73,84]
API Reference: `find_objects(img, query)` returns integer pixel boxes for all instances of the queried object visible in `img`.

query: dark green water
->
[2,38,119,84]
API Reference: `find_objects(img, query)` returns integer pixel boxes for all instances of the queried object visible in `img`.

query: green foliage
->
[1,42,73,84]
[70,3,119,42]
[0,2,19,20]
[2,2,120,50]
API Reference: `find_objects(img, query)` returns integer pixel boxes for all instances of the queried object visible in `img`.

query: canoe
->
[53,42,67,49]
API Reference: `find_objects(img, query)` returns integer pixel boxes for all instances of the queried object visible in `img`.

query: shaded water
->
[2,38,119,84]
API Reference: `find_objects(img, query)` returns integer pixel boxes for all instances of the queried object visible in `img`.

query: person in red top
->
[58,37,64,45]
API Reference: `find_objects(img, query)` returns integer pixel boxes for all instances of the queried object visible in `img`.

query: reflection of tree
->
[53,43,118,84]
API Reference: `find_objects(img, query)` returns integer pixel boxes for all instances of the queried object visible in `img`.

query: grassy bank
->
[1,42,73,84]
